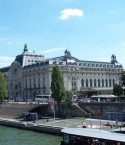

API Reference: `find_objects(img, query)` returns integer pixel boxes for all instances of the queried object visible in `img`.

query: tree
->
[65,90,74,110]
[51,65,66,115]
[113,84,122,96]
[0,72,8,102]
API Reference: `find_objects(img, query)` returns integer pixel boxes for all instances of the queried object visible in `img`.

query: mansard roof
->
[24,51,123,69]
[0,66,10,73]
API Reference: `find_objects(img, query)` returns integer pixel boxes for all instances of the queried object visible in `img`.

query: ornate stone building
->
[0,45,123,101]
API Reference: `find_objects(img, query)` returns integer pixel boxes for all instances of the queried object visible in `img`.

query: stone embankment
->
[0,118,63,135]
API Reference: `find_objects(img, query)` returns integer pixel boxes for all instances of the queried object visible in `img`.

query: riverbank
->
[0,118,63,135]
[0,117,123,136]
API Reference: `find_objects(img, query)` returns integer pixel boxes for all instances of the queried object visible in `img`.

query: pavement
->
[20,117,125,131]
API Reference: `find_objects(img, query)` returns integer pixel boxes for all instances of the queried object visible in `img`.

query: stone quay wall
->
[78,102,125,120]
[0,118,63,135]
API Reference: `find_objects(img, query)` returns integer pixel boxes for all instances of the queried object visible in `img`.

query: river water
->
[0,125,62,145]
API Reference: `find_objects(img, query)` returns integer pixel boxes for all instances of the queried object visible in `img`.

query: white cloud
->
[0,27,10,31]
[60,8,83,20]
[6,41,12,44]
[0,56,15,68]
[0,38,8,42]
[120,42,125,47]
[0,56,15,61]
[41,48,65,53]
[0,38,22,45]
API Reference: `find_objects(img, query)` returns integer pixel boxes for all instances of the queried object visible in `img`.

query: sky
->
[0,0,125,68]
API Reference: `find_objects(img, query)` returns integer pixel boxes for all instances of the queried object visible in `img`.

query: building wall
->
[1,48,123,101]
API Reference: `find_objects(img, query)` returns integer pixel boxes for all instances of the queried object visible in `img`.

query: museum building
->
[0,44,123,101]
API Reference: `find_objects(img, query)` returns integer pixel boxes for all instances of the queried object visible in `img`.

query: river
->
[0,125,62,145]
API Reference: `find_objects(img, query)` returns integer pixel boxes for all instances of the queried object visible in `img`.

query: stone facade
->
[0,45,123,101]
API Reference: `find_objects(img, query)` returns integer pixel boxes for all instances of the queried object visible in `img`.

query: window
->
[38,78,40,88]
[81,79,84,88]
[102,79,104,87]
[30,79,31,88]
[90,79,92,87]
[106,79,108,87]
[34,79,36,88]
[98,79,100,87]
[94,79,96,87]
[113,79,115,86]
[109,79,111,87]
[86,79,88,87]
[72,82,76,89]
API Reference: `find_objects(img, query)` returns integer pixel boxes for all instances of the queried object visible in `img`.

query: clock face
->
[11,62,19,74]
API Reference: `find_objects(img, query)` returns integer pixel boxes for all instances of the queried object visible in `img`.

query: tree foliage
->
[51,65,66,115]
[121,71,125,86]
[65,90,74,110]
[113,84,122,96]
[0,72,8,102]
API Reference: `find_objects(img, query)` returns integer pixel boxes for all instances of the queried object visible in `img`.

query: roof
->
[91,95,118,98]
[0,66,10,72]
[61,128,125,143]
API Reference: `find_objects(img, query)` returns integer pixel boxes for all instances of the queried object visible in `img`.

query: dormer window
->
[53,61,56,65]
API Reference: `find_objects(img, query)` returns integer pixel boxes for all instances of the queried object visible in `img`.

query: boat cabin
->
[61,128,125,145]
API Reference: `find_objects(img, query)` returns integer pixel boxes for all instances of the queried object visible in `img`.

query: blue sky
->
[0,0,125,68]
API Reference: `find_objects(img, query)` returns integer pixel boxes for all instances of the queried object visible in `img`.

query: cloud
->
[0,56,15,61]
[0,56,15,68]
[41,48,65,53]
[0,38,22,45]
[6,41,12,45]
[60,8,83,20]
[0,27,10,31]
[120,42,125,47]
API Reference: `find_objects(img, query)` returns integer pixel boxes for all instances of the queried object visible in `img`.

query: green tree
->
[113,84,122,96]
[51,65,66,115]
[65,90,74,110]
[0,72,8,102]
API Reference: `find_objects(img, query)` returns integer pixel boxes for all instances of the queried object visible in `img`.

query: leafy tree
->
[51,65,66,115]
[113,84,122,96]
[0,72,8,102]
[121,71,125,86]
[65,90,74,110]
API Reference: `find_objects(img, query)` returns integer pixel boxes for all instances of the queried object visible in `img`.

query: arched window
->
[113,79,115,86]
[98,79,100,87]
[81,79,84,88]
[106,79,108,87]
[86,79,88,87]
[90,79,92,87]
[38,78,40,88]
[109,79,111,87]
[102,79,104,87]
[94,79,96,87]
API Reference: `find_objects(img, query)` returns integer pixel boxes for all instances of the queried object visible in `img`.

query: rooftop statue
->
[111,54,117,64]
[23,44,28,52]
[64,49,71,57]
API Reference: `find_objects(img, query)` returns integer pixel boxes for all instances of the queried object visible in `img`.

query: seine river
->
[0,125,62,145]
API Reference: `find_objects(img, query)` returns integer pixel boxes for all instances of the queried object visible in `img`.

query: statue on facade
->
[23,44,28,52]
[64,49,71,57]
[111,54,117,64]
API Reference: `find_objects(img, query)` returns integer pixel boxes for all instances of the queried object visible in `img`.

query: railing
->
[73,102,91,117]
